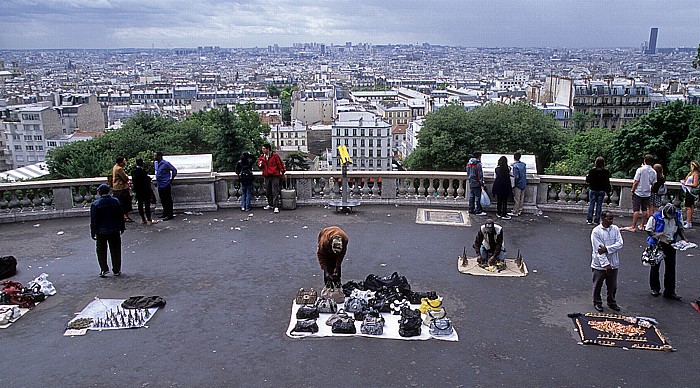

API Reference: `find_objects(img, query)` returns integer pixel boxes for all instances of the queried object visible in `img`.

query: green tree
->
[609,101,699,178]
[284,152,310,171]
[280,90,292,125]
[406,102,565,172]
[546,127,615,176]
[668,112,700,179]
[268,85,281,98]
[571,112,594,133]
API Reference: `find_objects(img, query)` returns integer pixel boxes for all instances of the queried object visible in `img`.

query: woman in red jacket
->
[257,143,286,213]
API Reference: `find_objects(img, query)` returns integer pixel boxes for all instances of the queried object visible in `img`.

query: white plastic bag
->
[480,189,491,207]
[28,273,57,296]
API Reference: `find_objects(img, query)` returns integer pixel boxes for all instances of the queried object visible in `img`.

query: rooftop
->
[2,205,699,386]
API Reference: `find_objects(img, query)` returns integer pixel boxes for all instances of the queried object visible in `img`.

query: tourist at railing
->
[649,163,666,216]
[467,151,487,216]
[680,160,700,229]
[508,152,527,217]
[624,155,656,232]
[492,156,512,220]
[590,210,623,312]
[131,157,155,225]
[154,151,177,221]
[111,156,134,223]
[257,143,286,214]
[235,151,255,212]
[585,156,611,225]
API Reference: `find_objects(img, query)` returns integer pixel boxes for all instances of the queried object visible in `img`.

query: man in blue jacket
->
[154,151,178,221]
[509,152,527,217]
[91,184,125,277]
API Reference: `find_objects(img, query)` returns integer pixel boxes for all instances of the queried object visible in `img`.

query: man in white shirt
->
[591,210,624,312]
[624,155,657,232]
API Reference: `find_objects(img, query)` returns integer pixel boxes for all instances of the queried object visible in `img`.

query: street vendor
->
[473,219,505,266]
[317,226,349,286]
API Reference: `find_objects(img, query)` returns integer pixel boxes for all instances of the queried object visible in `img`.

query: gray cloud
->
[0,0,698,49]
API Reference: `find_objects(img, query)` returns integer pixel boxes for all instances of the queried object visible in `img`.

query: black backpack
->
[0,256,17,280]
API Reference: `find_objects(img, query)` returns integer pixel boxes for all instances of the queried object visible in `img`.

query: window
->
[47,141,57,147]
[24,125,32,131]
[353,139,357,147]
[360,139,365,147]
[369,160,373,167]
[34,135,42,141]
[344,129,348,136]
[37,146,44,151]
[14,145,22,150]
[336,129,341,136]
[361,128,365,136]
[16,155,24,161]
[13,135,20,140]
[369,149,373,157]
[336,139,341,145]
[24,135,32,141]
[26,145,34,151]
[21,113,40,121]
[353,128,356,136]
[369,139,373,147]
[369,129,373,136]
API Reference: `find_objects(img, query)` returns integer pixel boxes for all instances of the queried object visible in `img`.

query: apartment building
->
[292,98,334,125]
[268,121,308,153]
[331,111,392,171]
[1,103,60,169]
[573,79,650,129]
[375,100,411,127]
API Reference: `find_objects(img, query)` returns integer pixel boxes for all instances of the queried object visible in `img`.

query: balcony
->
[0,171,689,223]
[1,174,698,386]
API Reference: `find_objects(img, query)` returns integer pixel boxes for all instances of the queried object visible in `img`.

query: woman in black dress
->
[492,156,513,220]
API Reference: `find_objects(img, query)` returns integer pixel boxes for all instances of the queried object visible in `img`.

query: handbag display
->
[344,297,368,313]
[292,319,319,333]
[641,244,665,266]
[321,284,346,304]
[331,316,356,334]
[296,305,320,319]
[295,288,318,305]
[360,316,384,335]
[317,297,338,314]
[326,309,350,326]
[429,317,454,336]
[418,297,443,314]
[423,307,447,326]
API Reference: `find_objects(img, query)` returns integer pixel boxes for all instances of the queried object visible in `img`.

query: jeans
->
[587,190,606,223]
[480,246,505,262]
[96,232,121,273]
[241,184,253,210]
[650,242,676,295]
[158,184,174,217]
[469,186,482,214]
[592,268,618,306]
[512,187,525,214]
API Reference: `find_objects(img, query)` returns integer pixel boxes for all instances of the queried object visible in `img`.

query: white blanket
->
[64,298,159,336]
[0,305,30,329]
[286,301,458,341]
[458,256,528,277]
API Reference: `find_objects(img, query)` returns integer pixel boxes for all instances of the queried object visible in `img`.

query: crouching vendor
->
[473,219,505,267]
[317,226,349,286]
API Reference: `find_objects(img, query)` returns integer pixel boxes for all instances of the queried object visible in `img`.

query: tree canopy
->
[405,102,565,172]
[46,105,269,179]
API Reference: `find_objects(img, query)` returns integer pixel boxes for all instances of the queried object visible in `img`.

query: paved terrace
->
[1,205,699,387]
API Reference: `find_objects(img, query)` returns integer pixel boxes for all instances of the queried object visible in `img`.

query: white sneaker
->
[241,207,246,211]
[476,212,488,216]
[263,205,272,210]
[273,207,279,213]
[684,221,692,229]
[501,215,512,220]
[507,212,518,217]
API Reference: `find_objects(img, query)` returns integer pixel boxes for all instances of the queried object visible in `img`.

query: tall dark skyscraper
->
[645,27,658,54]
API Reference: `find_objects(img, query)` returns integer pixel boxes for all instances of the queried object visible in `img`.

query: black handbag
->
[399,307,422,337]
[0,256,17,280]
[317,297,338,314]
[331,316,356,334]
[361,316,384,335]
[344,297,368,313]
[292,319,319,333]
[408,291,438,305]
[341,280,365,297]
[364,272,411,294]
[296,305,320,319]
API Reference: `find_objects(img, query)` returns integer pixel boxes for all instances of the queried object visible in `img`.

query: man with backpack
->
[467,151,487,216]
[236,151,255,211]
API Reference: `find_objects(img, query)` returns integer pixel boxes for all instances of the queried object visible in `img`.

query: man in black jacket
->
[91,184,126,277]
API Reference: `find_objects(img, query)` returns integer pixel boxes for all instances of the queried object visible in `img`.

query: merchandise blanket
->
[286,301,459,341]
[457,255,528,277]
[0,305,30,329]
[568,312,674,351]
[64,298,160,336]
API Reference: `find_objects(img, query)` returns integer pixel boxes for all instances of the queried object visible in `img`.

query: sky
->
[1,0,698,49]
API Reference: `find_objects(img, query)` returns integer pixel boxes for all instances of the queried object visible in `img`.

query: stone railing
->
[0,171,690,223]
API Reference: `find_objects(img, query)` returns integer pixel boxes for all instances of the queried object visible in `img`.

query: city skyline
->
[1,0,699,50]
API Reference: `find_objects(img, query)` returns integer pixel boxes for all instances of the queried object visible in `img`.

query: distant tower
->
[645,28,658,54]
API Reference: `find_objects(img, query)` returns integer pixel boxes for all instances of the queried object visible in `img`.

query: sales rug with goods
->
[64,296,165,336]
[568,312,674,351]
[457,252,528,277]
[286,272,458,341]
[1,273,57,329]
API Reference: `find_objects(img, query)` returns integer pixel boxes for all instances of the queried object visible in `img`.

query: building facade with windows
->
[331,112,392,171]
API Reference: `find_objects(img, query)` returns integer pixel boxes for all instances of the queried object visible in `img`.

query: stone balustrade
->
[0,171,690,223]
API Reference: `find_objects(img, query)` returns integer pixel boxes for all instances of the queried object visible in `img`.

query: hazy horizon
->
[1,0,698,50]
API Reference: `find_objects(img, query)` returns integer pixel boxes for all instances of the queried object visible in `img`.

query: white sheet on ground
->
[286,301,458,341]
[0,305,30,329]
[458,256,528,277]
[64,298,159,336]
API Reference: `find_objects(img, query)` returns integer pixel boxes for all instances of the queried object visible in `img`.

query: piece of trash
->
[234,227,241,231]
[131,251,136,254]
[269,221,274,223]
[533,269,538,273]
[293,236,298,238]
[191,239,196,242]
[248,213,253,217]
[302,226,308,229]
[57,231,64,235]
[34,224,40,228]
[622,347,629,351]
[387,214,391,217]
[380,263,387,267]
[285,235,290,238]
[214,218,218,222]
[231,227,234,230]
[232,240,237,243]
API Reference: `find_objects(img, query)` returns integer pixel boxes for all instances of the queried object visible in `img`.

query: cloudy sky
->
[1,0,698,49]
